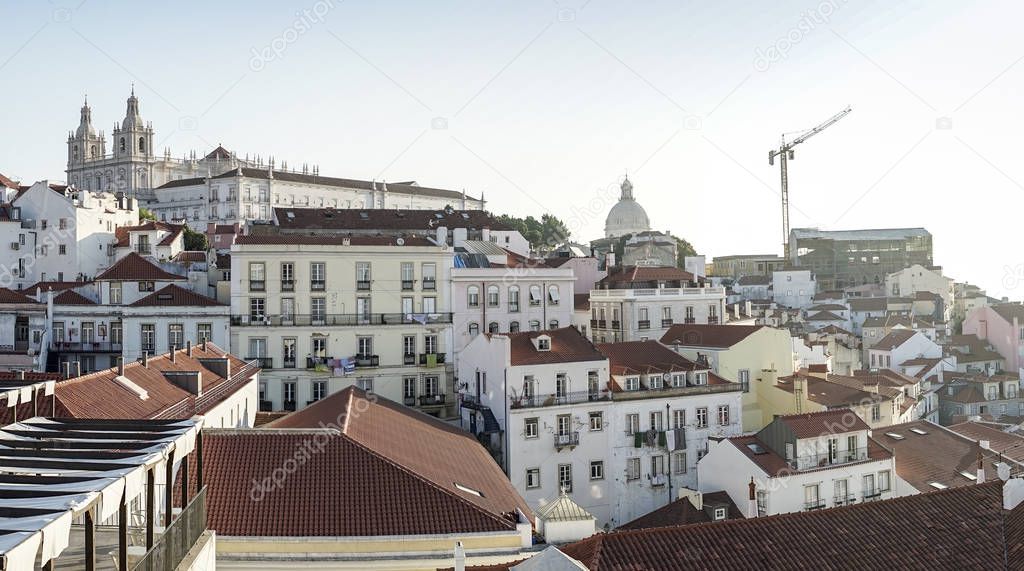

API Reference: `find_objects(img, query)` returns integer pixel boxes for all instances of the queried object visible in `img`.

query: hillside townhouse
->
[709,254,785,279]
[794,326,862,375]
[589,266,726,344]
[772,269,816,309]
[733,274,770,301]
[660,324,794,431]
[0,288,47,371]
[867,329,942,372]
[8,180,138,287]
[458,328,742,528]
[803,308,850,332]
[943,334,1006,374]
[847,297,890,334]
[699,410,898,516]
[450,245,575,358]
[963,304,1024,372]
[111,220,184,261]
[863,314,937,349]
[886,264,953,322]
[938,372,1024,424]
[230,233,456,417]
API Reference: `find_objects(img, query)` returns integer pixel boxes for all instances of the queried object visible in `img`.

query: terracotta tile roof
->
[113,221,183,247]
[196,386,534,537]
[948,421,1024,464]
[871,328,918,351]
[808,303,847,311]
[598,266,695,288]
[813,290,845,300]
[128,284,225,307]
[806,310,845,321]
[212,224,236,235]
[210,167,481,201]
[0,173,19,189]
[573,293,590,311]
[53,289,97,305]
[991,304,1024,324]
[500,327,606,367]
[19,281,88,296]
[616,492,743,530]
[847,297,888,312]
[273,207,510,231]
[95,252,186,281]
[778,409,872,438]
[660,324,763,349]
[597,340,702,376]
[915,290,942,301]
[816,324,854,335]
[549,481,1022,570]
[776,374,884,408]
[0,288,40,304]
[234,233,436,247]
[881,420,1009,491]
[55,343,254,420]
[172,251,207,263]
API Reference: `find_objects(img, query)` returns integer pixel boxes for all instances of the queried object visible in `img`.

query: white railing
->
[591,287,725,299]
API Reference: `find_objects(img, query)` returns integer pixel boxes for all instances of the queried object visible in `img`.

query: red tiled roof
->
[597,340,702,376]
[272,207,510,231]
[660,324,763,348]
[55,343,254,419]
[0,173,19,189]
[234,234,436,247]
[53,289,96,305]
[777,409,870,439]
[0,371,61,382]
[95,252,185,281]
[548,481,1021,570]
[992,303,1024,324]
[616,492,742,530]
[113,221,183,247]
[19,281,88,296]
[871,328,918,351]
[0,288,39,304]
[598,265,695,288]
[500,327,606,367]
[172,251,207,263]
[881,420,1006,491]
[128,284,224,307]
[948,421,1024,464]
[212,224,236,235]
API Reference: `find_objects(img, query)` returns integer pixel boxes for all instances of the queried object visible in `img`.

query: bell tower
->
[111,86,155,195]
[66,95,106,188]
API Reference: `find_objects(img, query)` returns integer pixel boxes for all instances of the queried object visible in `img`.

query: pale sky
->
[2,1,1023,298]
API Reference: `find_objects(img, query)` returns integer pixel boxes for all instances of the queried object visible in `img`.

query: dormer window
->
[624,376,640,391]
[693,372,708,386]
[534,335,551,351]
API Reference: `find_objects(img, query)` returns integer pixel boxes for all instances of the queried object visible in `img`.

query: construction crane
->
[769,105,853,259]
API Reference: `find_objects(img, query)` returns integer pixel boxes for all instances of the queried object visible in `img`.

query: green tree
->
[183,225,208,251]
[494,212,570,251]
[139,207,156,221]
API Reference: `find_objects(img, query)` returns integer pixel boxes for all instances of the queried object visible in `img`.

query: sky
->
[2,0,1023,299]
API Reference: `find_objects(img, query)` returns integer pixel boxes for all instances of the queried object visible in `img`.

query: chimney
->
[186,340,193,357]
[198,357,231,379]
[117,358,124,376]
[170,345,177,363]
[62,362,71,380]
[142,352,149,368]
[15,370,24,381]
[74,361,81,378]
[202,339,208,352]
[678,487,702,510]
[977,450,986,484]
[454,542,466,571]
[1004,477,1024,510]
[163,371,203,396]
[748,478,758,518]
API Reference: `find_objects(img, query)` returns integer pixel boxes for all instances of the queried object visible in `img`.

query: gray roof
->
[536,493,595,522]
[790,227,931,241]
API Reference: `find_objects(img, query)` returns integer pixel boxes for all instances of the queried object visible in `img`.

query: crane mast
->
[769,106,852,260]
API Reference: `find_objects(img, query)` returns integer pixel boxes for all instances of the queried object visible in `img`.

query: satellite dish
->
[662,373,671,382]
[998,462,1012,481]
[396,237,405,246]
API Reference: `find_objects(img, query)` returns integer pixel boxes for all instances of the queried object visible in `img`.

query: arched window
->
[549,319,559,329]
[508,286,520,312]
[509,321,520,333]
[529,285,542,306]
[138,137,146,152]
[119,138,126,152]
[72,146,79,160]
[529,320,541,332]
[468,322,479,336]
[548,285,560,305]
[467,286,480,307]
[488,322,499,333]
[90,145,97,157]
[487,285,499,307]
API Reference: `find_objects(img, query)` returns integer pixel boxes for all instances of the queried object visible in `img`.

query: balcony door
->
[556,414,571,438]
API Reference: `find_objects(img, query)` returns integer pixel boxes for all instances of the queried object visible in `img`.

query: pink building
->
[962,304,1024,372]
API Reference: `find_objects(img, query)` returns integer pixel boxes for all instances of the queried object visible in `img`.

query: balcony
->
[419,352,447,366]
[590,286,726,300]
[356,280,371,291]
[306,356,333,370]
[611,320,621,329]
[403,395,417,406]
[419,394,446,407]
[135,244,152,255]
[862,488,883,502]
[804,499,827,511]
[311,279,326,291]
[554,431,580,450]
[787,447,870,471]
[259,399,273,411]
[232,312,454,327]
[684,317,696,324]
[661,318,674,327]
[249,280,265,292]
[401,279,415,291]
[591,319,607,329]
[283,358,296,368]
[513,390,611,409]
[133,486,208,571]
[834,494,857,507]
[20,219,36,229]
[638,320,651,330]
[281,279,295,292]
[248,356,273,369]
[422,278,436,291]
[356,354,379,367]
[283,400,297,411]
[50,341,123,353]
[404,353,417,365]
[708,316,720,324]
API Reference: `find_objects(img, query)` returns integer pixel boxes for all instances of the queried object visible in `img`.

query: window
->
[672,409,686,428]
[281,262,294,289]
[804,484,821,509]
[651,455,666,477]
[555,373,568,398]
[671,373,685,388]
[306,262,325,290]
[281,298,295,320]
[310,335,327,358]
[548,319,559,329]
[878,470,891,492]
[400,262,414,290]
[638,307,649,329]
[524,418,539,439]
[110,322,122,345]
[424,334,437,354]
[739,369,750,392]
[488,321,499,333]
[526,468,541,489]
[109,283,122,305]
[649,373,663,390]
[626,458,641,480]
[403,377,417,400]
[626,413,640,435]
[589,411,603,431]
[696,407,708,428]
[138,281,154,292]
[558,464,573,492]
[282,338,296,367]
[508,286,520,312]
[310,297,326,322]
[529,285,542,306]
[168,324,184,349]
[672,451,687,474]
[757,490,767,516]
[529,320,541,332]
[718,405,730,426]
[650,411,664,430]
[403,335,416,361]
[283,381,297,405]
[487,285,499,307]
[357,377,373,392]
[249,297,265,319]
[509,321,520,333]
[311,381,326,401]
[863,473,877,498]
[548,285,560,305]
[249,262,266,291]
[590,461,604,480]
[357,336,373,358]
[871,404,881,422]
[625,376,640,391]
[59,218,67,230]
[468,322,479,336]
[422,263,436,290]
[693,372,708,385]
[141,324,155,353]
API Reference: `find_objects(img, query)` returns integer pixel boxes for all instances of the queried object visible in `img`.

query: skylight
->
[929,482,948,490]
[910,428,928,435]
[959,471,977,481]
[885,432,905,440]
[746,443,767,455]
[454,483,483,497]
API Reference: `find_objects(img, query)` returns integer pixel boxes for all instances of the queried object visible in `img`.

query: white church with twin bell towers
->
[66,88,257,198]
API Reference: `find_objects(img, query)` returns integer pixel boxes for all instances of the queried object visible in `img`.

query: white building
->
[229,233,456,417]
[589,266,726,344]
[0,288,47,371]
[458,329,742,528]
[867,329,942,371]
[699,409,898,516]
[886,264,954,322]
[8,180,137,288]
[772,269,817,309]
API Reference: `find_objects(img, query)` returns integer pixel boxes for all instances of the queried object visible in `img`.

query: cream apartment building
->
[230,233,456,417]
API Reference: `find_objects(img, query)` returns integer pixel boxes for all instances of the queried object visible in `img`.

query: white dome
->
[604,177,651,238]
